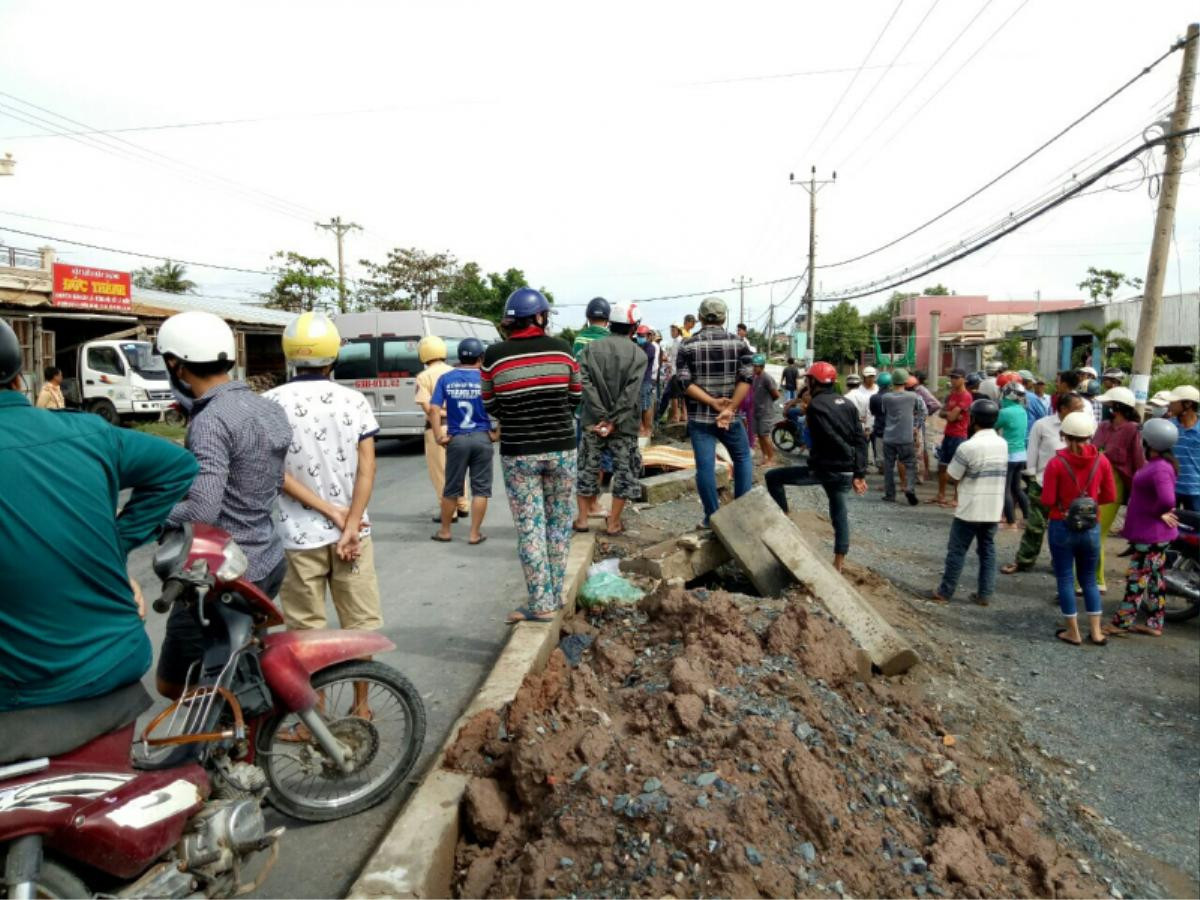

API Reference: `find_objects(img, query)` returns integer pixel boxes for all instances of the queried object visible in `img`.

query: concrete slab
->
[708,486,793,597]
[620,532,729,582]
[349,532,596,899]
[639,467,728,504]
[762,523,919,676]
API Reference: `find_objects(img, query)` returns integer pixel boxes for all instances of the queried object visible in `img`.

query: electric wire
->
[817,32,1197,270]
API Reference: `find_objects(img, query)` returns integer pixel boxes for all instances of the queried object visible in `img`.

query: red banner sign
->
[51,263,132,312]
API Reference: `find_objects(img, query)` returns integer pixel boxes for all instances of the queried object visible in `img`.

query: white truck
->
[59,338,175,424]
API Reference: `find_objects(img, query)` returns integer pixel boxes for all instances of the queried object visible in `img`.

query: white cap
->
[1061,410,1097,439]
[1148,390,1173,407]
[1167,384,1200,403]
[1097,386,1136,407]
[862,366,878,377]
[1078,366,1098,378]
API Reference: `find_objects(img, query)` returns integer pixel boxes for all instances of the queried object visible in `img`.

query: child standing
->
[1106,419,1179,637]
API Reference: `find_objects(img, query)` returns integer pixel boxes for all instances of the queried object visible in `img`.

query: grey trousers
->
[883,441,917,498]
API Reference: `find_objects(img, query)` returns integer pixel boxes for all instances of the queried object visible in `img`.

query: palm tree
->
[132,260,196,294]
[1078,320,1123,371]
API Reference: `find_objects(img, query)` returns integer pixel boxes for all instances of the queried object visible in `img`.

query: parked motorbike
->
[1164,509,1200,623]
[771,413,808,455]
[1,523,426,897]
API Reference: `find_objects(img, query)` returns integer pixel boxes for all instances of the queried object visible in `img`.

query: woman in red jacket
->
[1042,411,1117,646]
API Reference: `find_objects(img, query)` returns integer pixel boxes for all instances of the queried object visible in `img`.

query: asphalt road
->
[128,437,527,898]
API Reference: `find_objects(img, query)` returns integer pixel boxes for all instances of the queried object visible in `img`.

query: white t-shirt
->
[264,377,380,551]
[947,428,1009,523]
[1025,415,1064,486]
[850,384,877,431]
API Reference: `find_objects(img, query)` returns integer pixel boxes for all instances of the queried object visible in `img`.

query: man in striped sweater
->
[481,288,583,623]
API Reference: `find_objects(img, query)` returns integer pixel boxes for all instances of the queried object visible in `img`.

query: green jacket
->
[997,398,1028,456]
[0,392,197,710]
[578,333,647,436]
[571,324,610,360]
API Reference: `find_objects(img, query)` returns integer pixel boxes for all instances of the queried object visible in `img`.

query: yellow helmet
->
[282,312,341,368]
[418,335,447,364]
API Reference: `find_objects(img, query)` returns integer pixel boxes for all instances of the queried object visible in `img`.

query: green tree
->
[1077,267,1142,305]
[995,331,1033,372]
[357,247,459,311]
[439,263,554,322]
[922,283,953,296]
[558,326,578,347]
[262,251,338,312]
[132,260,196,294]
[863,291,912,345]
[814,301,868,364]
[1078,320,1125,371]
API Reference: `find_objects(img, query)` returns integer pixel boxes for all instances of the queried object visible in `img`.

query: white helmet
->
[1061,410,1096,439]
[157,311,236,365]
[609,302,640,327]
[1097,386,1136,408]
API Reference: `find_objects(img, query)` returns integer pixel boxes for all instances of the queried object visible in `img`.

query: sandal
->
[506,607,556,625]
[1088,634,1108,646]
[430,534,452,543]
[277,721,314,744]
[572,524,591,533]
[469,535,488,545]
[1000,563,1022,575]
[1055,628,1082,647]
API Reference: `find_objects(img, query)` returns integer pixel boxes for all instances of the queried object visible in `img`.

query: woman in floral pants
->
[1111,545,1170,634]
[481,288,583,623]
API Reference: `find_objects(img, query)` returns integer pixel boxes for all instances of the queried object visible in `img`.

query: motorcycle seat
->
[0,681,152,766]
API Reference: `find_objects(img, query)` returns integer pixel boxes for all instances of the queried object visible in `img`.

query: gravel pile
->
[445,584,1108,898]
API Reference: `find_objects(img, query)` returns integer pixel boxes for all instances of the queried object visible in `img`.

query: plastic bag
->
[587,558,622,578]
[578,572,644,609]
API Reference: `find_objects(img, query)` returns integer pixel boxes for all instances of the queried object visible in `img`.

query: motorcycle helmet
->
[876,371,893,388]
[965,372,983,389]
[862,366,878,378]
[969,398,1000,430]
[1141,417,1179,453]
[1097,386,1136,408]
[458,337,485,363]
[418,335,447,364]
[845,373,862,388]
[808,361,837,384]
[985,360,1005,376]
[0,318,21,384]
[585,296,611,321]
[282,311,340,368]
[996,371,1023,389]
[752,353,766,366]
[1002,381,1027,401]
[636,324,651,337]
[503,287,550,321]
[157,311,236,366]
[1061,410,1097,440]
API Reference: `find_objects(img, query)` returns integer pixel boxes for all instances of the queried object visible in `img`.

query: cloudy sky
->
[1,1,1197,331]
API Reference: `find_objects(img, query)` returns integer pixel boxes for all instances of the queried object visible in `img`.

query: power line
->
[818,30,1193,269]
[838,0,995,170]
[0,224,275,275]
[819,128,1199,302]
[798,0,908,162]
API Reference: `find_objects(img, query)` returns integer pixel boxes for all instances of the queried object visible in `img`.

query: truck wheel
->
[163,407,186,427]
[86,399,120,425]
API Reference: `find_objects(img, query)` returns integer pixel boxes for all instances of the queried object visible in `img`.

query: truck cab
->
[67,339,174,424]
[332,310,501,438]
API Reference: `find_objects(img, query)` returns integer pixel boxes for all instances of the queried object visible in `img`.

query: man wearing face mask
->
[155,311,292,699]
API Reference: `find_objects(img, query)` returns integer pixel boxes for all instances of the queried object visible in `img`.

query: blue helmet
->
[504,287,550,321]
[585,296,611,321]
[458,338,484,362]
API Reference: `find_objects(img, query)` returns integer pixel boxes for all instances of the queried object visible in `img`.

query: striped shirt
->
[482,333,582,457]
[1175,418,1200,498]
[947,428,1009,523]
[675,325,753,424]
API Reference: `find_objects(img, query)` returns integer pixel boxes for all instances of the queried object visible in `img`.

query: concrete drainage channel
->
[350,532,596,899]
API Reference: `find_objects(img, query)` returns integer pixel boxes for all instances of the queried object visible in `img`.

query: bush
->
[1150,366,1199,396]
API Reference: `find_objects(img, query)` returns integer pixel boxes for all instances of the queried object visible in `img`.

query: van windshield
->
[120,342,168,380]
[332,335,493,381]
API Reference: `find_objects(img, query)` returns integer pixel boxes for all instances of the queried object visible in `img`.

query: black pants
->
[156,556,288,688]
[1003,461,1030,524]
[764,466,853,556]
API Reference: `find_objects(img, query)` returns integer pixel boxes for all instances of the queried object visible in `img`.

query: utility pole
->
[790,167,836,363]
[732,275,750,326]
[1133,23,1197,413]
[315,216,362,314]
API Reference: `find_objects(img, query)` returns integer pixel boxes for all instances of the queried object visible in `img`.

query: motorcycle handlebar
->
[153,579,186,615]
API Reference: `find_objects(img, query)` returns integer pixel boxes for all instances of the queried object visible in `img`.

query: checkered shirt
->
[675,325,754,424]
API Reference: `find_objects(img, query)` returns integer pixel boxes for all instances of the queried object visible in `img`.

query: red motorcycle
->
[0,524,425,898]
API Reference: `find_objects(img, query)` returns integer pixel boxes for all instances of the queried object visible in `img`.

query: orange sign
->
[51,263,132,312]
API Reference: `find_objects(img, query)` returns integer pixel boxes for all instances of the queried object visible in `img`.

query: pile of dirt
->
[446,586,1108,898]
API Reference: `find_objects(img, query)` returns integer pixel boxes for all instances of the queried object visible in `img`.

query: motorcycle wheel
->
[1164,558,1200,623]
[0,857,90,899]
[257,660,426,822]
[771,422,797,454]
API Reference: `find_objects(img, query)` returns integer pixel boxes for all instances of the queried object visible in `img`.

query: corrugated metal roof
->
[131,288,293,327]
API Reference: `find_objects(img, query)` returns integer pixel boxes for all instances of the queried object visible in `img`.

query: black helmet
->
[965,372,982,388]
[458,337,485,362]
[585,297,611,321]
[0,319,21,384]
[969,398,1000,430]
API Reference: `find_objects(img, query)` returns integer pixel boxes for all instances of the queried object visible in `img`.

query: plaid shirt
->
[675,325,753,424]
[167,381,292,582]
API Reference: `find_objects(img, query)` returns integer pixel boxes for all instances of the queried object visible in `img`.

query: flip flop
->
[506,607,556,625]
[1088,635,1108,646]
[469,535,488,545]
[1055,628,1082,647]
[572,525,591,533]
[430,534,452,543]
[605,525,625,537]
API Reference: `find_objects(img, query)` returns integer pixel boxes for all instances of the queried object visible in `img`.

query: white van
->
[332,309,502,438]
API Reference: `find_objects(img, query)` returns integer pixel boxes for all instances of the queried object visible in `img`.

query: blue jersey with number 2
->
[432,367,492,436]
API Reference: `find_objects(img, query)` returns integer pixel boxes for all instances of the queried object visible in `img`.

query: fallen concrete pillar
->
[620,531,730,582]
[639,466,728,504]
[708,486,793,597]
[762,523,919,676]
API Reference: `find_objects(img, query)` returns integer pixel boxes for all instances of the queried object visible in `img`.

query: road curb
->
[349,532,596,899]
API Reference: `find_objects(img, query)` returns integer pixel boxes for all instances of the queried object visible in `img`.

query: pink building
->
[894,295,1085,372]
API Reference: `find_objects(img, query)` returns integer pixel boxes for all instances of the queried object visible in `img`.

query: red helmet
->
[636,324,650,336]
[996,371,1023,389]
[808,361,837,384]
